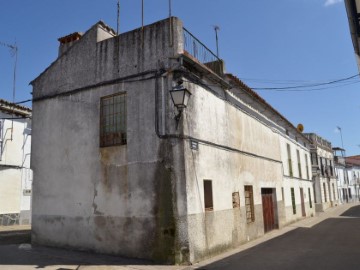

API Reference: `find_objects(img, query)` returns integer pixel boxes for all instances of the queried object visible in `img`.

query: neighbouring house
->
[30,17,315,264]
[0,99,32,225]
[333,147,352,203]
[345,155,360,201]
[304,133,338,211]
[344,0,360,71]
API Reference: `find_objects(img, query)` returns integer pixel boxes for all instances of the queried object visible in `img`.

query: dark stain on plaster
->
[151,141,177,264]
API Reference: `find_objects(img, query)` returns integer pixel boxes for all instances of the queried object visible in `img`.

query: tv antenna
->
[0,40,18,141]
[213,25,220,58]
[116,0,120,35]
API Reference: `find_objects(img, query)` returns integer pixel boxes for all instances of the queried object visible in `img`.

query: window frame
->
[244,185,255,223]
[99,92,127,147]
[287,144,293,177]
[291,187,296,214]
[203,180,214,211]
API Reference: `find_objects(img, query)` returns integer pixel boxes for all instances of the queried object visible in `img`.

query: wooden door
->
[262,189,275,233]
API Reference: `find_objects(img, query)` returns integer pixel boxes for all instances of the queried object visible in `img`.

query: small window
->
[323,183,327,202]
[291,188,296,214]
[308,187,312,208]
[305,154,310,180]
[287,144,293,177]
[297,150,302,179]
[100,93,127,147]
[232,192,240,208]
[245,185,255,223]
[204,180,213,211]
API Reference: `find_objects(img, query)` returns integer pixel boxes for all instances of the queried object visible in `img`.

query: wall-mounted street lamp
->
[169,81,191,126]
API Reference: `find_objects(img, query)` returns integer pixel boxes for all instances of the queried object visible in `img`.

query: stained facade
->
[30,17,316,264]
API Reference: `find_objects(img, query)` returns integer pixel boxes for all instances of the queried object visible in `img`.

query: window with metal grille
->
[245,185,255,223]
[297,150,302,179]
[305,154,310,180]
[323,183,327,202]
[291,188,296,214]
[308,187,312,208]
[100,93,127,147]
[287,144,293,177]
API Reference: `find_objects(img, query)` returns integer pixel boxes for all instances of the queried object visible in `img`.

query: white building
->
[345,155,360,201]
[333,147,352,203]
[304,133,338,211]
[0,99,32,225]
[30,18,315,264]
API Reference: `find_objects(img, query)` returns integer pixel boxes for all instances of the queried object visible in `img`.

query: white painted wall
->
[0,111,32,223]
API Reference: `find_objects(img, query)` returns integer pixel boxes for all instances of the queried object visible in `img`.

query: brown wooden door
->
[262,189,275,233]
[300,188,306,217]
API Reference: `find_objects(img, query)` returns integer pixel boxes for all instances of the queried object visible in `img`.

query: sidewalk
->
[0,202,357,270]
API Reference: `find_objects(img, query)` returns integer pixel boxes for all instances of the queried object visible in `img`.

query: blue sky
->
[0,0,359,155]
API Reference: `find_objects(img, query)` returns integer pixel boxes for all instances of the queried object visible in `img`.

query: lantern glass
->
[170,85,191,109]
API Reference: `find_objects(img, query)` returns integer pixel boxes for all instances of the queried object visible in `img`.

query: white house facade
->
[0,99,32,225]
[304,133,338,212]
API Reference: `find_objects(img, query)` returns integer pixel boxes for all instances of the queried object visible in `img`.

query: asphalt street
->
[198,205,360,270]
[0,204,359,270]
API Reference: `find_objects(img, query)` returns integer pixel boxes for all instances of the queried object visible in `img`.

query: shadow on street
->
[199,208,360,270]
[340,205,360,217]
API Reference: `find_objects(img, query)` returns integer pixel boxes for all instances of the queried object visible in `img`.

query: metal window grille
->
[323,183,327,202]
[305,154,310,180]
[287,144,293,177]
[245,185,255,223]
[100,93,127,147]
[297,150,302,179]
[291,188,296,214]
[308,188,313,208]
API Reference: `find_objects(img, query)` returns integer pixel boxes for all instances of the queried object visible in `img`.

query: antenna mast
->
[213,25,220,58]
[0,41,18,141]
[116,0,120,35]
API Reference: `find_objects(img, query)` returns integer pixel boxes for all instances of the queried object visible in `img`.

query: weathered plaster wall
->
[31,18,188,263]
[180,81,284,262]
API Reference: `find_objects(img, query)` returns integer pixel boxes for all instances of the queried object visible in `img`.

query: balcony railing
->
[183,27,223,76]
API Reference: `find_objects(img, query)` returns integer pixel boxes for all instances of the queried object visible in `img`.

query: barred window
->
[245,185,255,223]
[291,188,296,214]
[100,93,127,147]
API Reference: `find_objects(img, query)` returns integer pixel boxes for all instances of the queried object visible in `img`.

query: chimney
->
[58,32,83,56]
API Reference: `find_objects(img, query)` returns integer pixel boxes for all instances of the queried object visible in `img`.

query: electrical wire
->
[251,74,360,90]
[255,80,360,92]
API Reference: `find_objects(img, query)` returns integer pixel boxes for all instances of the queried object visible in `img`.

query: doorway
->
[261,188,278,233]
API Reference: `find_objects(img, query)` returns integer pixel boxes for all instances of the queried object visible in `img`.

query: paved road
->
[197,205,360,270]
[0,204,359,270]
